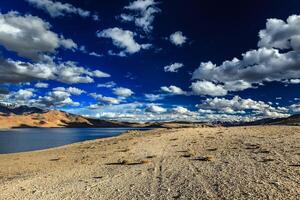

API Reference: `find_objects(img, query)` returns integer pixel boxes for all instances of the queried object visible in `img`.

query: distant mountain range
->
[0,104,144,128]
[0,103,44,115]
[0,103,299,128]
[0,104,207,129]
[239,114,300,126]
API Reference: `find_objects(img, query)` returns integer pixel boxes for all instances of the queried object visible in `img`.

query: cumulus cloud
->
[223,80,253,92]
[0,59,110,84]
[71,102,201,122]
[36,90,79,107]
[25,0,91,18]
[197,96,289,118]
[146,104,166,113]
[0,11,77,61]
[192,15,300,96]
[13,89,35,102]
[67,98,295,123]
[191,81,227,96]
[258,15,300,50]
[34,82,49,88]
[97,27,151,56]
[53,87,85,95]
[290,103,300,112]
[113,87,134,97]
[0,89,35,106]
[120,0,161,33]
[90,93,120,105]
[192,48,300,85]
[161,85,187,95]
[0,87,81,108]
[0,88,36,105]
[164,62,184,72]
[171,106,189,114]
[169,31,187,46]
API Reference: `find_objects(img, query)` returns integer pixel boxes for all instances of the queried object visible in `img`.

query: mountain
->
[0,103,44,115]
[238,114,300,126]
[267,114,300,125]
[1,103,298,128]
[0,109,148,129]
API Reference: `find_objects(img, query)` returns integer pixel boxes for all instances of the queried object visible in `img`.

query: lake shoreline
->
[0,128,152,154]
[0,126,299,199]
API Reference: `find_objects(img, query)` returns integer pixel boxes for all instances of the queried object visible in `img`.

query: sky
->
[0,0,300,122]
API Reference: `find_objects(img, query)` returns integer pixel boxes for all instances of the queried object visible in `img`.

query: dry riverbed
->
[0,126,299,200]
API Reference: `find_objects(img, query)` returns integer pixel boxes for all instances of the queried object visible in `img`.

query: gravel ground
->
[0,126,299,200]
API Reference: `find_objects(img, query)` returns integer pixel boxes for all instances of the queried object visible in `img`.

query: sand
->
[0,126,299,200]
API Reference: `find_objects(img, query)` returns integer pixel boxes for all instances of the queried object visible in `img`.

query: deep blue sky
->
[0,0,300,122]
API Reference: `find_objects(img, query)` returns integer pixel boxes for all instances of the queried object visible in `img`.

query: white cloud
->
[53,87,85,95]
[113,87,134,97]
[80,45,103,57]
[90,93,120,105]
[97,81,117,88]
[169,31,187,46]
[0,11,77,61]
[120,0,161,33]
[290,103,300,112]
[97,27,151,56]
[191,81,227,96]
[93,70,111,78]
[146,104,166,113]
[161,85,187,95]
[144,93,164,101]
[198,109,214,114]
[36,90,79,107]
[223,80,253,92]
[192,48,300,85]
[34,82,49,88]
[203,113,259,123]
[0,89,35,106]
[164,62,184,72]
[25,0,91,18]
[66,98,294,123]
[79,45,87,53]
[0,87,81,108]
[290,79,300,84]
[197,96,289,118]
[82,103,199,122]
[192,15,300,95]
[258,15,300,50]
[7,87,83,108]
[0,59,110,84]
[13,89,35,101]
[89,52,103,57]
[92,14,100,21]
[172,106,189,114]
[119,14,135,22]
[125,0,157,10]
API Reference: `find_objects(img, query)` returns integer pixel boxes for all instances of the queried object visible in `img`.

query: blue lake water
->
[0,128,150,154]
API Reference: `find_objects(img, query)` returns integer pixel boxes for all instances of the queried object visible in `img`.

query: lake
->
[0,128,150,154]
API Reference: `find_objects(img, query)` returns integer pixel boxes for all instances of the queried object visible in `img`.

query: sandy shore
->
[0,126,299,200]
